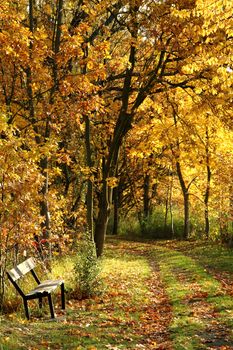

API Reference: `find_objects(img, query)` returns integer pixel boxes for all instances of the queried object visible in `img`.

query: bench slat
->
[26,279,64,296]
[8,258,36,281]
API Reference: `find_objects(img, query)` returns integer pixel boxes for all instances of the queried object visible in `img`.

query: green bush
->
[72,237,102,299]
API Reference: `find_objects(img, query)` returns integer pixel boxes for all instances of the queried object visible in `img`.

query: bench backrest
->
[7,258,40,298]
[7,257,36,281]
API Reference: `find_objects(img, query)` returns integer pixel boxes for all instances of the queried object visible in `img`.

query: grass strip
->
[153,246,233,349]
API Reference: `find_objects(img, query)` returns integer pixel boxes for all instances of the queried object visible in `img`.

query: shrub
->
[72,237,102,299]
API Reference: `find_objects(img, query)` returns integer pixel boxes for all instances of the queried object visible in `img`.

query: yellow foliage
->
[106,177,118,188]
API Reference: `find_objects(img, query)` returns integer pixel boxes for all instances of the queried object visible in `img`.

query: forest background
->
[0,0,232,308]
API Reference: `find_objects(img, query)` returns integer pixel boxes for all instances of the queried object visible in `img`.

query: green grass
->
[0,249,152,350]
[152,242,233,349]
[1,238,233,350]
[183,241,233,273]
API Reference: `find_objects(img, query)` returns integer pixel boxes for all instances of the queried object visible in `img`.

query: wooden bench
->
[7,257,65,320]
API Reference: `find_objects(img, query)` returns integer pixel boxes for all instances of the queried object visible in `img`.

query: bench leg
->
[39,297,42,309]
[23,299,30,320]
[61,283,65,310]
[48,294,55,318]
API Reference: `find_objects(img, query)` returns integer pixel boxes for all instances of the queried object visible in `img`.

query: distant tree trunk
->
[40,121,51,243]
[176,161,190,239]
[219,191,228,242]
[164,187,169,234]
[112,186,119,235]
[169,174,174,238]
[0,241,4,311]
[164,173,174,239]
[204,116,211,239]
[229,185,233,247]
[220,185,233,246]
[184,192,190,239]
[204,163,211,238]
[84,115,94,240]
[143,174,150,219]
[172,108,194,240]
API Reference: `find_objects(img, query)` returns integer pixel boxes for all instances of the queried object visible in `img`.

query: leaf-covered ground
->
[0,239,232,350]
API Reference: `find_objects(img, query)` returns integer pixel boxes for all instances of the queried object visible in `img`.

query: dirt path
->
[123,241,233,350]
[141,260,173,350]
[151,244,233,350]
[120,244,173,350]
[171,267,233,349]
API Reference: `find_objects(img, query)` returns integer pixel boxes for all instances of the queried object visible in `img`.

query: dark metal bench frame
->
[7,257,65,320]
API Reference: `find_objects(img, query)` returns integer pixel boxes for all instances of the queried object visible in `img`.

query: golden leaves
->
[43,4,52,16]
[171,8,191,19]
[106,177,118,188]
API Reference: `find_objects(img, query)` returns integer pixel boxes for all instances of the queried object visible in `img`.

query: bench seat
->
[26,279,64,297]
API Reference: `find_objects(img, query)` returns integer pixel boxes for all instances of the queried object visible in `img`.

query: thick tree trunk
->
[94,180,112,257]
[94,12,140,256]
[94,210,109,257]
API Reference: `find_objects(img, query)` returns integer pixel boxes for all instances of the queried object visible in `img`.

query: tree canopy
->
[0,0,232,263]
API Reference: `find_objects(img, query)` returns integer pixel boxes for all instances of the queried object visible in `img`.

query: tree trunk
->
[40,120,51,243]
[112,186,119,235]
[84,115,94,239]
[184,192,190,240]
[204,163,211,238]
[143,174,150,219]
[229,185,233,247]
[169,173,174,238]
[94,211,109,257]
[176,161,190,239]
[164,185,169,234]
[94,180,112,257]
[94,12,139,256]
[204,116,211,238]
[27,0,50,254]
[0,235,4,311]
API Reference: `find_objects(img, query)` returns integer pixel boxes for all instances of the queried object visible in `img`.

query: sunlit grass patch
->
[0,247,152,350]
[158,240,233,274]
[1,239,232,350]
[60,252,152,349]
[187,243,233,273]
[51,255,75,282]
[153,245,233,349]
